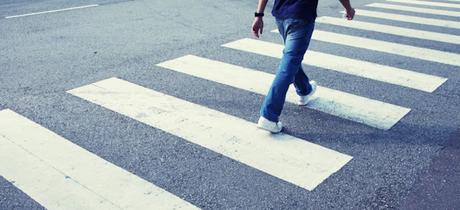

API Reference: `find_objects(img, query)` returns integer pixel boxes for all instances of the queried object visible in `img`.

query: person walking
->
[252,0,355,133]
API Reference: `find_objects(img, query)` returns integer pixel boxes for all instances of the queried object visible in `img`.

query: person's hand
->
[344,7,355,20]
[252,17,264,38]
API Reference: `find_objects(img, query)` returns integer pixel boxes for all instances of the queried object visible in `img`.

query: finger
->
[350,10,356,20]
[252,26,258,38]
[349,13,354,20]
[347,13,353,20]
[260,25,264,35]
[253,29,259,38]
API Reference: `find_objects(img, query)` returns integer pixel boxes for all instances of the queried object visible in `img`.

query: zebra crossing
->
[157,55,410,130]
[67,77,353,192]
[348,9,460,29]
[386,0,460,9]
[222,38,446,92]
[0,109,199,210]
[315,16,460,45]
[367,3,460,17]
[1,0,459,209]
[310,30,460,66]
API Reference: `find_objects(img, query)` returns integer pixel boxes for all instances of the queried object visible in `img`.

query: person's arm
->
[339,0,355,20]
[252,0,268,38]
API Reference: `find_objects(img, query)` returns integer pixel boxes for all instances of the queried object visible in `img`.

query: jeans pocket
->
[286,19,313,34]
[285,19,314,39]
[287,18,308,27]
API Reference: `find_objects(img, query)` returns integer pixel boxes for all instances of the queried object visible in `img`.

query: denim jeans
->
[260,18,315,122]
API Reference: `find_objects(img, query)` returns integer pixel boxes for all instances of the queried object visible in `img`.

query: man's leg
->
[260,19,315,123]
[293,21,315,97]
[293,66,312,96]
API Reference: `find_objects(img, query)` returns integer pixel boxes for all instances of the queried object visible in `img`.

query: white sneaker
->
[257,116,283,133]
[298,80,317,106]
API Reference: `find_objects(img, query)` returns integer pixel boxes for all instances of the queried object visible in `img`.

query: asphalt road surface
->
[0,0,459,209]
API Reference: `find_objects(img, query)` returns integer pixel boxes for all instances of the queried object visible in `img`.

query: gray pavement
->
[0,177,44,210]
[0,0,459,209]
[402,129,460,210]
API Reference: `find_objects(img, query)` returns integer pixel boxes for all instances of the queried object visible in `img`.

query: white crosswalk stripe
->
[223,38,447,93]
[157,55,411,130]
[2,1,457,206]
[344,9,460,29]
[387,0,460,8]
[68,77,353,191]
[367,3,460,17]
[316,16,460,45]
[305,30,460,67]
[0,109,198,210]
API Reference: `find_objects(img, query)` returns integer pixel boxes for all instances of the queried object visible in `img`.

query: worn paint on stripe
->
[345,9,460,29]
[223,38,446,92]
[5,5,99,19]
[157,55,411,130]
[367,3,460,17]
[68,77,353,191]
[0,109,198,210]
[387,0,460,9]
[306,30,460,67]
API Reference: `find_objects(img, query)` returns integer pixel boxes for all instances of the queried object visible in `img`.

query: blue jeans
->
[260,18,315,122]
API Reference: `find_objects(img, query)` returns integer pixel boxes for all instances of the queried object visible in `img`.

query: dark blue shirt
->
[272,0,319,21]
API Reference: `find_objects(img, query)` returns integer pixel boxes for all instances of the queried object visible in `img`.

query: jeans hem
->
[260,110,279,123]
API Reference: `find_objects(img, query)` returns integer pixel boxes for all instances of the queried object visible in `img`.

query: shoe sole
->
[256,124,282,133]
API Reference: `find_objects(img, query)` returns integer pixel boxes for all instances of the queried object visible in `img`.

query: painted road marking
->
[386,0,460,9]
[0,109,198,210]
[316,16,460,45]
[307,30,460,67]
[367,3,460,17]
[5,4,99,19]
[68,77,353,191]
[157,55,411,130]
[223,38,447,93]
[344,9,460,29]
